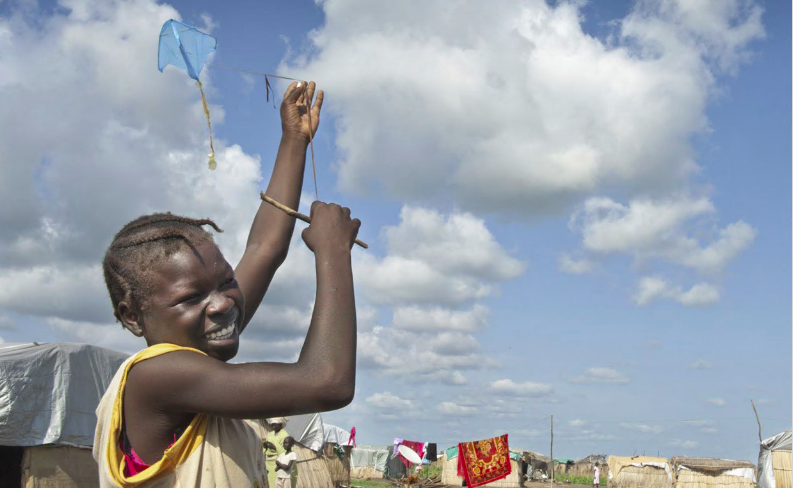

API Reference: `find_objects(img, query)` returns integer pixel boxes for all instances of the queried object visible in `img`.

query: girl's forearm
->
[247,133,308,253]
[298,247,357,406]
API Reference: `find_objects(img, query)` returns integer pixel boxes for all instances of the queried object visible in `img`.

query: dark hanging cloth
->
[425,443,438,461]
[385,445,407,479]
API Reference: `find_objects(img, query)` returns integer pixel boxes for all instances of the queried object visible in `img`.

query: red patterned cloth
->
[457,434,511,488]
[398,440,424,467]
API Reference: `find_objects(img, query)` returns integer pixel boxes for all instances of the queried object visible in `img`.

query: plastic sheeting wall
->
[0,343,128,447]
[759,431,792,488]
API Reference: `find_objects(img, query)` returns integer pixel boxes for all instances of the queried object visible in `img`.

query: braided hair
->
[102,212,223,322]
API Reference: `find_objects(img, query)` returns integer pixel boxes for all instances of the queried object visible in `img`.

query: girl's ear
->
[117,301,144,337]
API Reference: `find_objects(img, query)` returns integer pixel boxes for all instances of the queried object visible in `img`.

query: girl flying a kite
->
[93,81,360,488]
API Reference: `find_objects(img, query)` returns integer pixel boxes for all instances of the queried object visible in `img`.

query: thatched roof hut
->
[608,456,674,488]
[758,431,792,488]
[292,443,336,488]
[671,457,756,488]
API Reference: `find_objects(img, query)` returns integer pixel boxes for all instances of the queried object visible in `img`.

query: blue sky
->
[0,0,789,463]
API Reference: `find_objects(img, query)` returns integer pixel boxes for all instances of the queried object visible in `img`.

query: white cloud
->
[490,378,554,397]
[283,0,763,215]
[706,397,726,407]
[569,419,586,427]
[559,254,595,274]
[357,206,525,306]
[634,277,720,307]
[393,304,488,333]
[572,197,756,275]
[357,325,493,383]
[0,0,269,348]
[671,439,699,449]
[688,359,713,370]
[620,422,664,434]
[571,367,629,384]
[365,391,416,411]
[437,401,477,416]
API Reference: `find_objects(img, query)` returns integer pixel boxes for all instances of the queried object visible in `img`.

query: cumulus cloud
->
[571,367,629,384]
[572,197,756,274]
[633,277,720,306]
[437,401,478,416]
[357,206,525,306]
[0,0,268,347]
[357,325,489,383]
[392,304,488,333]
[283,0,764,216]
[490,378,554,397]
[366,391,417,410]
[569,419,586,427]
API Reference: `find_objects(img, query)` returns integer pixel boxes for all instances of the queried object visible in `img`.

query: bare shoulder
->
[125,351,225,409]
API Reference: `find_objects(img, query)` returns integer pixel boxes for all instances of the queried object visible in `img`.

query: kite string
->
[196,80,217,170]
[303,82,319,201]
[209,63,318,200]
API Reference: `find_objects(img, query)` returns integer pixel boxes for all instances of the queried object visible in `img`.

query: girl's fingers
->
[283,81,303,103]
[306,81,316,107]
[312,90,324,116]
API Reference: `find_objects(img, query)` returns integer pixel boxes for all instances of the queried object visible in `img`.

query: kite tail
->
[196,81,217,170]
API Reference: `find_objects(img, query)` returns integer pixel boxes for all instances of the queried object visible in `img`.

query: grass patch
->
[555,473,608,486]
[418,465,442,479]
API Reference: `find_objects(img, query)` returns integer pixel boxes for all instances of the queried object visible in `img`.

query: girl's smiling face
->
[121,240,245,362]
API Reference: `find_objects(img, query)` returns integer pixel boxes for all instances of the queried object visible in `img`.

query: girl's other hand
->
[281,81,323,141]
[302,201,360,253]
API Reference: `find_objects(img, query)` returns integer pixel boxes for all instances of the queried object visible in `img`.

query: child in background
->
[93,81,360,488]
[274,437,297,488]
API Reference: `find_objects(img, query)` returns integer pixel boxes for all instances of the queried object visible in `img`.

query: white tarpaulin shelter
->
[0,342,128,447]
[324,424,353,446]
[758,430,792,488]
[285,413,325,452]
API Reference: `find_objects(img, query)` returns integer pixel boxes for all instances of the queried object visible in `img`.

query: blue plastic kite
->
[158,19,218,170]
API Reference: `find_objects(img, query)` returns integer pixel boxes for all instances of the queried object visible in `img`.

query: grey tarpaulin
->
[0,343,128,448]
[351,445,390,472]
[758,430,792,488]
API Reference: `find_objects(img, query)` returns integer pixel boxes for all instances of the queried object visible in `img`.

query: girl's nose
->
[207,292,234,316]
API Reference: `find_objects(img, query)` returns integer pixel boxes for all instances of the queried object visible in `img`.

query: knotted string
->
[209,63,318,200]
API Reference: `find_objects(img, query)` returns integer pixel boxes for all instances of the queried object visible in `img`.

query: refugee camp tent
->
[608,456,674,488]
[0,342,128,488]
[758,430,792,488]
[567,454,609,477]
[554,458,575,475]
[264,414,336,488]
[520,450,552,481]
[350,444,390,480]
[671,457,756,488]
[439,445,527,487]
[323,424,353,487]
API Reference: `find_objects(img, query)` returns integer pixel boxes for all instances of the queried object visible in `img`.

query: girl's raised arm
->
[234,81,323,331]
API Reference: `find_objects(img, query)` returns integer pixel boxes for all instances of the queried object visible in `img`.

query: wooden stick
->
[261,193,368,249]
[751,399,763,443]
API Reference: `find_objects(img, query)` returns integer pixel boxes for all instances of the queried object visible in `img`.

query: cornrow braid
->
[102,212,223,322]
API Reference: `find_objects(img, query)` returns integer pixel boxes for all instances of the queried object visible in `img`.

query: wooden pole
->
[261,193,368,249]
[550,415,554,484]
[751,400,763,443]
